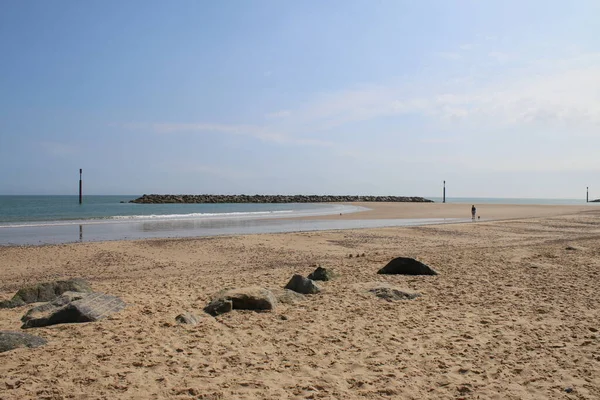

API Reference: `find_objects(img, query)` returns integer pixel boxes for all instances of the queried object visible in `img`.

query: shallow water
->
[0,216,466,246]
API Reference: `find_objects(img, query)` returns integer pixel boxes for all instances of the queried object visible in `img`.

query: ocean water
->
[0,195,352,225]
[0,195,595,246]
[0,195,371,245]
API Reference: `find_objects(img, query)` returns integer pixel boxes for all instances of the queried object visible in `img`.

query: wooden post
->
[79,169,83,204]
[587,187,589,203]
[443,180,446,203]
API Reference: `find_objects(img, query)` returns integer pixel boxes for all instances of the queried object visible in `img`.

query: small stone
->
[565,387,573,393]
[284,274,321,295]
[307,266,334,281]
[457,386,471,393]
[175,312,200,325]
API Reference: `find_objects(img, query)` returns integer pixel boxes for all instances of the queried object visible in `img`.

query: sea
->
[0,195,594,246]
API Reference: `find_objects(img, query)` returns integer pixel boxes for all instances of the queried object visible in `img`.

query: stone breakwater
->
[130,194,434,204]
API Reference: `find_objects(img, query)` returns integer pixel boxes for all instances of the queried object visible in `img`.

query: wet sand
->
[1,203,600,399]
[301,202,596,221]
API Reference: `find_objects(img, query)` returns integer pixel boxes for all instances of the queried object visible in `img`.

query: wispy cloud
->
[120,48,600,176]
[125,123,334,147]
[273,50,600,133]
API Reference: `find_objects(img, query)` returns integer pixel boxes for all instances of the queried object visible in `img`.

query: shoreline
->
[295,201,597,221]
[0,202,596,246]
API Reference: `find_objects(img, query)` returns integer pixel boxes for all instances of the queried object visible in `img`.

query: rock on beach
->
[21,292,126,329]
[0,278,93,309]
[284,274,321,294]
[204,287,277,316]
[0,331,47,353]
[377,257,439,276]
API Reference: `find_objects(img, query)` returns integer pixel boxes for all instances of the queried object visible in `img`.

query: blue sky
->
[1,1,599,198]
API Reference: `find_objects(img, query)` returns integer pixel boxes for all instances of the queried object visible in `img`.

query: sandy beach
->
[1,203,600,399]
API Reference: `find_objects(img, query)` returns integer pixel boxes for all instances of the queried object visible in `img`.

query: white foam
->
[0,204,368,229]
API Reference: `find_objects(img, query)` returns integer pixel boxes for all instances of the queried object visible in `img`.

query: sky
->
[1,1,599,198]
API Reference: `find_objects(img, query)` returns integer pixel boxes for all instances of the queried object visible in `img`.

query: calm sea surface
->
[0,195,344,225]
[0,195,595,245]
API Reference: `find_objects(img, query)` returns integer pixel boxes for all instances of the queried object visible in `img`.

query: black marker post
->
[79,169,83,204]
[443,180,446,203]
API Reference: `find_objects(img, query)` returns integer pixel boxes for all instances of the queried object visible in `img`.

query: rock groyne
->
[129,194,434,204]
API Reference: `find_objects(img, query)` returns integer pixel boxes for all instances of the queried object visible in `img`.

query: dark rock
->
[0,331,47,353]
[0,278,92,309]
[377,257,438,275]
[129,194,434,204]
[284,274,321,294]
[204,298,233,316]
[369,286,421,301]
[565,387,574,393]
[204,287,276,316]
[21,292,126,329]
[19,292,90,326]
[307,266,334,281]
[175,312,200,325]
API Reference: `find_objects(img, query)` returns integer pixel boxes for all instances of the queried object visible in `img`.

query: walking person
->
[471,205,477,221]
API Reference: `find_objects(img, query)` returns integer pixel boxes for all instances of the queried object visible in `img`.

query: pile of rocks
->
[129,194,434,204]
[0,278,126,352]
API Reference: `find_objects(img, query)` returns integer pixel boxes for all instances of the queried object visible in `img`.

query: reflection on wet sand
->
[1,217,464,246]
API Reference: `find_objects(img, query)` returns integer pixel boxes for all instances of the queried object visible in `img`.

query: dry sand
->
[1,203,600,399]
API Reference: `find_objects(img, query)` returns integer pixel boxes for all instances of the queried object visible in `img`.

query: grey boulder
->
[0,331,47,353]
[284,274,321,294]
[21,292,126,329]
[0,278,92,309]
[204,287,277,316]
[307,266,334,281]
[377,257,438,275]
[175,312,201,325]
